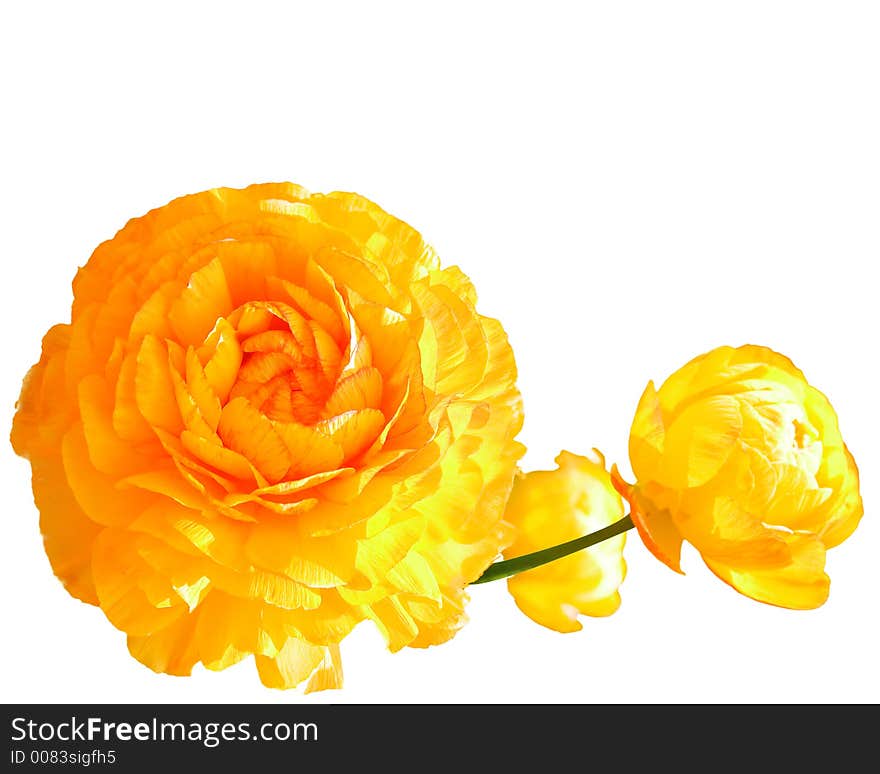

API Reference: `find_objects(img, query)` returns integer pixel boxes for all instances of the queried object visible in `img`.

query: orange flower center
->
[228,302,339,424]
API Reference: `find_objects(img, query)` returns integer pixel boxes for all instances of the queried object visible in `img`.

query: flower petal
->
[703,535,829,610]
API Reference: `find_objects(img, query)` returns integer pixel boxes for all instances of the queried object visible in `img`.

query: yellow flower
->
[10,183,524,690]
[503,451,626,632]
[612,344,862,609]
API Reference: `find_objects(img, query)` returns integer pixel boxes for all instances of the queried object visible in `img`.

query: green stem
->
[471,514,635,585]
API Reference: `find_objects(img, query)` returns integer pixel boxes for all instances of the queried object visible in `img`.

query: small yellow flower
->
[613,344,862,609]
[503,451,626,632]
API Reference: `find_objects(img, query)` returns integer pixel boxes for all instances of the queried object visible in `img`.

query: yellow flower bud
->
[613,344,862,609]
[504,450,626,632]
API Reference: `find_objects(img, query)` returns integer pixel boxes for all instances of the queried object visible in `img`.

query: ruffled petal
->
[703,536,829,610]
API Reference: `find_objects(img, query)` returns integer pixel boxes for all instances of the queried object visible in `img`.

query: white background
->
[1,1,877,704]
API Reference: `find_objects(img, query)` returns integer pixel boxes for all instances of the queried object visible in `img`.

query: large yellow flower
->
[11,183,524,690]
[613,344,862,609]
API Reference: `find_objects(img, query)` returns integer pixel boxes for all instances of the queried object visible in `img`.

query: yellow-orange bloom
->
[503,451,626,632]
[11,183,524,690]
[613,344,862,609]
